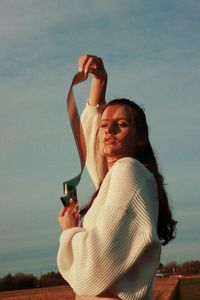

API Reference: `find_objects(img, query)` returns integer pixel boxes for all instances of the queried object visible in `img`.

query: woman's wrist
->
[88,76,107,106]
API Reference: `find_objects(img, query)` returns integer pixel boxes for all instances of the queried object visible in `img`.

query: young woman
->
[57,55,176,300]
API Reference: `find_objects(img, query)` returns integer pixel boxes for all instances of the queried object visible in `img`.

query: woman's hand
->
[78,54,107,106]
[58,200,79,231]
[78,54,107,80]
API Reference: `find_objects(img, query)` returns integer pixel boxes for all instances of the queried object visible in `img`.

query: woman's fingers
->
[58,198,80,230]
[78,54,104,74]
[59,206,68,217]
[78,54,90,72]
[84,56,96,74]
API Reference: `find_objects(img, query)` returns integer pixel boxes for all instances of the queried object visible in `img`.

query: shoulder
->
[111,157,153,181]
[100,157,157,213]
[109,157,157,198]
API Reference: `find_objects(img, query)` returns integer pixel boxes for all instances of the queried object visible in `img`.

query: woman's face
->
[98,104,141,163]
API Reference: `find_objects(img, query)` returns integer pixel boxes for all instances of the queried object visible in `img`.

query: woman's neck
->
[107,159,118,170]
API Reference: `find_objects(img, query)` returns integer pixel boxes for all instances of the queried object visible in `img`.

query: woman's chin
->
[102,147,115,157]
[102,149,120,161]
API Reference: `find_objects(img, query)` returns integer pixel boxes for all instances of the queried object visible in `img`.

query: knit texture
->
[57,102,161,300]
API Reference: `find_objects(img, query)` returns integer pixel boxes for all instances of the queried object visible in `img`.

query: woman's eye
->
[100,124,107,128]
[118,122,128,127]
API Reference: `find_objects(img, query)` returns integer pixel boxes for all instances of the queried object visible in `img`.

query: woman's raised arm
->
[78,55,107,106]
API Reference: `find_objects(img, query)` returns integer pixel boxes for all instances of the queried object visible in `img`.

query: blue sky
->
[0,0,200,276]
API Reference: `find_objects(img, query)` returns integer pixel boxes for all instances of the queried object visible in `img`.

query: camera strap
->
[60,72,88,206]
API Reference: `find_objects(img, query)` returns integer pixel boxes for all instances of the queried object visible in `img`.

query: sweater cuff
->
[59,227,86,245]
[85,99,105,111]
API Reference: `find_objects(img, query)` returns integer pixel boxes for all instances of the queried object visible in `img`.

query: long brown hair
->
[80,99,177,245]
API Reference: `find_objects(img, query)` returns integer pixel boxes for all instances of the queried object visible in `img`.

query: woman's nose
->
[105,124,113,134]
[105,124,118,134]
[105,126,111,134]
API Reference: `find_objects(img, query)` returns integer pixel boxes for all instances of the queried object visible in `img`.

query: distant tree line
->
[1,261,200,291]
[158,260,200,275]
[0,272,67,292]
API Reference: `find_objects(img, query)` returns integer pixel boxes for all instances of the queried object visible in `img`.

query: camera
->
[60,182,77,206]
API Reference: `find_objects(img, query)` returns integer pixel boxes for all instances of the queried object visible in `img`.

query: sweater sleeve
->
[57,206,149,296]
[80,101,105,189]
[57,159,160,296]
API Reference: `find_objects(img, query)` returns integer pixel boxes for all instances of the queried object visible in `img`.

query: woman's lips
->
[104,138,116,145]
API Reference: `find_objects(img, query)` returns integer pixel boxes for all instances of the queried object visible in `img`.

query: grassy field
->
[0,277,199,300]
[0,286,75,300]
[176,277,200,300]
[153,278,179,300]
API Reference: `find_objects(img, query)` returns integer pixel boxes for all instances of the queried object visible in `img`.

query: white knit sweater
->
[57,102,161,300]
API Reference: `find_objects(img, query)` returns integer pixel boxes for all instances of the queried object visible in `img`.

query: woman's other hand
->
[58,200,79,231]
[78,54,107,80]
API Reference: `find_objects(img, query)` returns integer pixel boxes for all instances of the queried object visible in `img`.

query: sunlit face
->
[98,104,141,163]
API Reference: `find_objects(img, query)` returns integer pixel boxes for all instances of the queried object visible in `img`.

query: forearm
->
[78,55,107,106]
[88,76,107,106]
